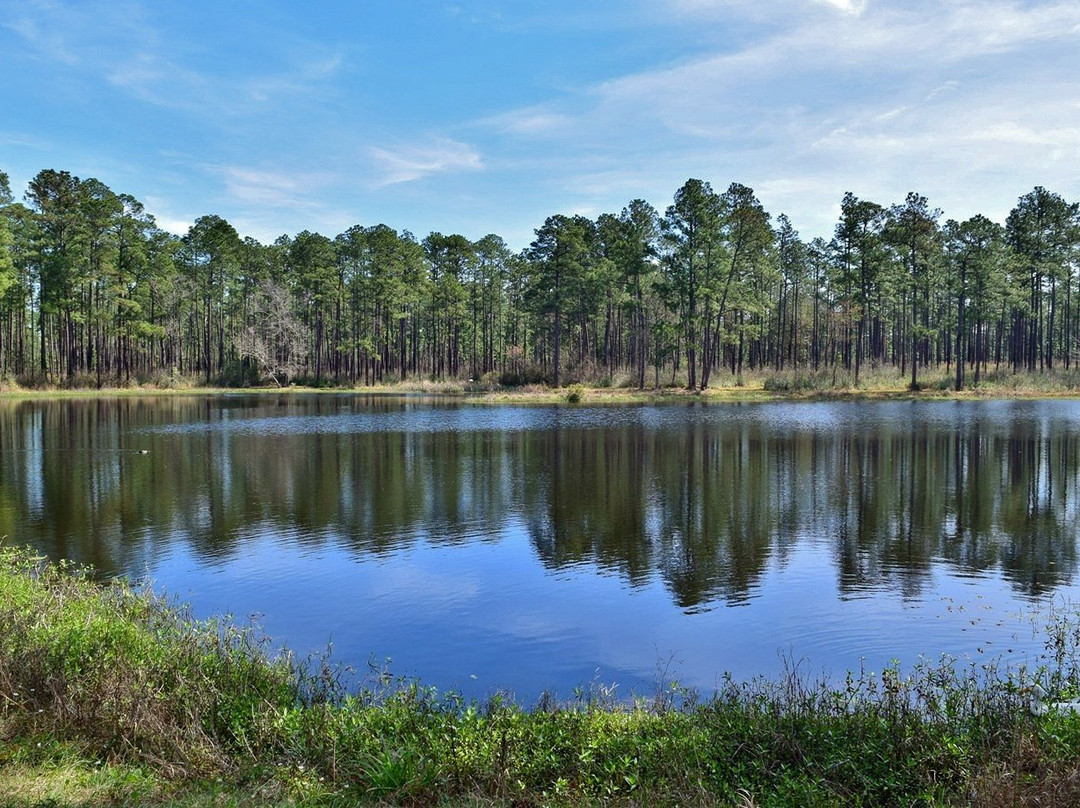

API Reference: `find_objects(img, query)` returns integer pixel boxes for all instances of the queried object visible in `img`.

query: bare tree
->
[235,280,308,386]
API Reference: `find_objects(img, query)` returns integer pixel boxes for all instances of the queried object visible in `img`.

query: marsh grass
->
[758,365,1080,398]
[8,364,1080,405]
[6,543,1080,806]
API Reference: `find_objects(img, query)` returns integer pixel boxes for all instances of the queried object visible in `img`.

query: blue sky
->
[2,0,1078,249]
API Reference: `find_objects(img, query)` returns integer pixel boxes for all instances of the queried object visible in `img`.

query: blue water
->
[3,395,1078,702]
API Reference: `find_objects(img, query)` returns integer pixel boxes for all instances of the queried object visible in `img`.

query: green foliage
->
[498,365,549,387]
[525,214,595,387]
[7,544,1080,805]
[0,211,14,303]
[5,166,1080,394]
[0,545,297,776]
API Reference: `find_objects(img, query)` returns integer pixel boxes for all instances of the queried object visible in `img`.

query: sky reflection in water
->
[2,395,1077,701]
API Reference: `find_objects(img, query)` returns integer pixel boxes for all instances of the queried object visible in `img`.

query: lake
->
[2,394,1078,702]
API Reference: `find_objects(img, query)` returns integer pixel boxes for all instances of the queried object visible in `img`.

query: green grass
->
[5,543,1080,806]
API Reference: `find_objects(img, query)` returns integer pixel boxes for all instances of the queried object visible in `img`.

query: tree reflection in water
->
[1,396,1077,610]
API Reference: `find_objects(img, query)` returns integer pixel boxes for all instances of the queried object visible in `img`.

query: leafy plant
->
[8,543,1080,806]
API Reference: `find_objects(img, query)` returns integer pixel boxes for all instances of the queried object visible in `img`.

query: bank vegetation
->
[5,544,1080,806]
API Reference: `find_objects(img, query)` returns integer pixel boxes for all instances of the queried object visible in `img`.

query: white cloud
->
[0,131,52,150]
[2,0,344,116]
[487,108,577,137]
[924,81,959,102]
[138,194,191,237]
[662,0,866,22]
[473,0,1080,238]
[968,122,1080,155]
[368,137,484,186]
[2,6,80,66]
[817,0,867,15]
[208,165,334,212]
[150,214,194,237]
[241,51,345,106]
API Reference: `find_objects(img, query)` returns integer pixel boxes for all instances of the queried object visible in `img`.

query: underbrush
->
[758,365,950,393]
[5,543,1080,806]
[762,369,838,392]
[973,367,1080,393]
[8,365,1080,402]
[758,365,1080,397]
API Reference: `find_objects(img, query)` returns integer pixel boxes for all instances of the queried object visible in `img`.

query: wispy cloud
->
[214,166,334,210]
[107,45,344,115]
[486,107,578,137]
[661,0,865,23]
[0,131,52,150]
[143,208,193,238]
[368,137,484,186]
[817,0,867,16]
[3,0,1077,248]
[239,52,345,107]
[2,3,81,66]
[144,166,355,240]
[474,0,1080,236]
[2,0,344,116]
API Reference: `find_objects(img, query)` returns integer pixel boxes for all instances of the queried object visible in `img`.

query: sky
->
[1,0,1079,250]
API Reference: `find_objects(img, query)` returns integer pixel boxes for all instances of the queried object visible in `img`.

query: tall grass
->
[759,365,1080,396]
[0,548,298,779]
[5,543,1080,805]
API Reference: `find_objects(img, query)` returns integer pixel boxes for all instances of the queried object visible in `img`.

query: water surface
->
[2,394,1078,701]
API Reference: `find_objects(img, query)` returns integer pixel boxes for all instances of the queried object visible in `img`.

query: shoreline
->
[5,371,1080,405]
[3,544,1080,806]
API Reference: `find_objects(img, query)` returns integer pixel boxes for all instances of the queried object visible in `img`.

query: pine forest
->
[1,168,1078,392]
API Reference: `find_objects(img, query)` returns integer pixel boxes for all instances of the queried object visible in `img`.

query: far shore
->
[4,367,1080,404]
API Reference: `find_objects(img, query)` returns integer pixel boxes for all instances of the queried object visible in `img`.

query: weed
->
[7,544,1080,805]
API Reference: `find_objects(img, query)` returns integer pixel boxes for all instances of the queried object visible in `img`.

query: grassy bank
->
[7,365,1080,404]
[4,545,1080,806]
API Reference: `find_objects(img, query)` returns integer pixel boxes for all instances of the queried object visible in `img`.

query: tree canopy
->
[1,166,1078,390]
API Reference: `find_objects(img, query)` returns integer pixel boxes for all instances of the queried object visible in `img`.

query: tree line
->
[1,168,1078,390]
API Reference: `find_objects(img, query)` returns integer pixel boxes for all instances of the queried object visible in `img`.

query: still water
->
[2,394,1079,701]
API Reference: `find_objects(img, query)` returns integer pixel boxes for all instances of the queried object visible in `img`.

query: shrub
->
[7,544,1080,806]
[0,545,297,776]
[498,365,549,386]
[763,370,833,392]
